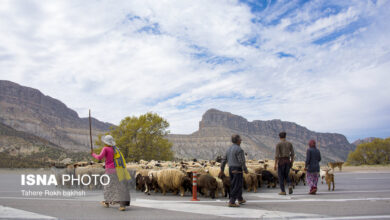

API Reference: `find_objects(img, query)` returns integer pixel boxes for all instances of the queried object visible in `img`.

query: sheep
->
[288,170,298,188]
[74,161,89,167]
[197,174,218,199]
[137,175,152,195]
[148,170,160,193]
[218,172,230,198]
[205,166,229,178]
[253,167,264,188]
[293,161,305,169]
[205,166,220,178]
[325,169,335,191]
[186,167,208,175]
[298,170,306,186]
[261,164,278,188]
[182,174,193,194]
[289,168,306,187]
[243,168,258,192]
[215,177,225,197]
[139,159,148,165]
[156,169,188,196]
[261,169,277,188]
[54,159,315,195]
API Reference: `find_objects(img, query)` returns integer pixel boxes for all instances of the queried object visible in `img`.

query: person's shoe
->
[238,199,246,205]
[278,191,286,195]
[119,206,126,211]
[288,186,293,194]
[312,187,317,194]
[100,201,109,208]
[228,203,240,207]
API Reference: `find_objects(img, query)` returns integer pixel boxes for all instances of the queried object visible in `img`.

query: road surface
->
[0,169,389,220]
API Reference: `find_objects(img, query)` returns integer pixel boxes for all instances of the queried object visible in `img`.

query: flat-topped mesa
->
[175,108,354,162]
[199,108,249,131]
[199,108,350,147]
[0,80,113,150]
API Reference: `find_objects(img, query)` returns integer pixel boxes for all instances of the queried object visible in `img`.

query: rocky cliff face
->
[169,109,355,163]
[0,80,112,150]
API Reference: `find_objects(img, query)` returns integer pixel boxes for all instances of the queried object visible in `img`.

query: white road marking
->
[1,196,390,219]
[252,190,390,196]
[355,177,390,180]
[1,195,390,203]
[316,190,390,193]
[299,215,390,220]
[337,172,390,174]
[246,197,390,203]
[0,205,57,219]
[251,193,296,199]
[132,199,325,219]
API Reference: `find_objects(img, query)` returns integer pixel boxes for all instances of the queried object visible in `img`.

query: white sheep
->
[156,169,188,196]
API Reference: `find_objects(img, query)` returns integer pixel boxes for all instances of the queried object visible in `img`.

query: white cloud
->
[0,0,389,142]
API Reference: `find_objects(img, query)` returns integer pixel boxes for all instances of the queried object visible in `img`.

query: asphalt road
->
[1,169,390,220]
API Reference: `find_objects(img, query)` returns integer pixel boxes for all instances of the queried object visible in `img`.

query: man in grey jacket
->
[220,134,248,207]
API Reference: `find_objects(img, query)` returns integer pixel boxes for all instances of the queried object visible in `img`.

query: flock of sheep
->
[53,159,340,198]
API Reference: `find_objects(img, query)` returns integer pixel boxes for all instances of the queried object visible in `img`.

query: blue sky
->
[0,0,389,142]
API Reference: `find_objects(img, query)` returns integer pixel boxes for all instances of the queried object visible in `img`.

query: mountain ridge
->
[0,80,356,162]
[168,109,355,162]
[0,80,112,150]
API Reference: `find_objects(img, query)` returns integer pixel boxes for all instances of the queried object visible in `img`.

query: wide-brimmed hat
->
[101,135,116,146]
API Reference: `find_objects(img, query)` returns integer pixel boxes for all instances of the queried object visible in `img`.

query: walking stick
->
[89,109,93,152]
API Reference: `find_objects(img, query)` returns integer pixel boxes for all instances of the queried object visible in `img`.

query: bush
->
[94,112,174,162]
[347,138,390,165]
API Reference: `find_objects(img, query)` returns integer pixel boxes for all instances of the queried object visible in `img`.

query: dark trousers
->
[278,163,291,192]
[229,166,243,204]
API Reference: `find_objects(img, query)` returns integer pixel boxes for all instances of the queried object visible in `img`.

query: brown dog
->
[325,169,335,191]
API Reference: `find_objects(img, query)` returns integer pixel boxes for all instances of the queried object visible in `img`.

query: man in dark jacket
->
[274,131,295,195]
[220,134,248,207]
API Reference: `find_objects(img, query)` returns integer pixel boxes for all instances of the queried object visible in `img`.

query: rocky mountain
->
[0,80,112,151]
[0,121,89,167]
[168,109,355,163]
[0,121,60,156]
[0,80,356,163]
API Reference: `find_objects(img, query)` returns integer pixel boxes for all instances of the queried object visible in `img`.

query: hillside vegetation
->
[347,138,390,165]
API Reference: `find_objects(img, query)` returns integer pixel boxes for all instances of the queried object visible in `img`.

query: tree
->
[95,112,174,162]
[347,138,390,165]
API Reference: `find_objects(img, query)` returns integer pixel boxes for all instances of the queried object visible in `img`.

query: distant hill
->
[0,80,113,150]
[352,137,379,146]
[168,109,356,163]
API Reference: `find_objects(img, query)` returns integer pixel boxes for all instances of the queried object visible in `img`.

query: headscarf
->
[309,139,316,148]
